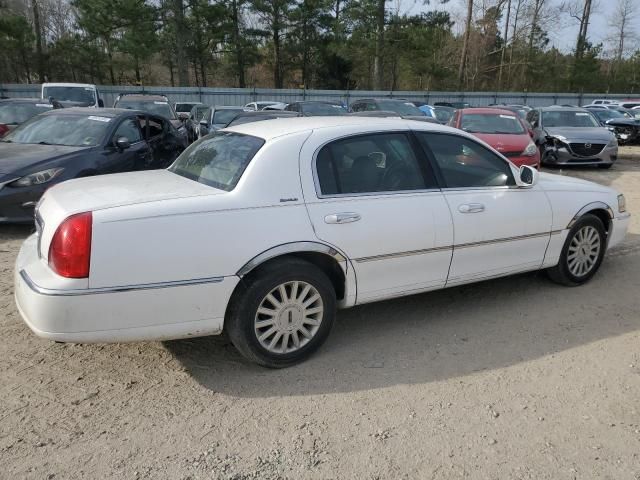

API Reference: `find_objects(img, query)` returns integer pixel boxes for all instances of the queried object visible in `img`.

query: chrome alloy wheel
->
[567,225,601,277]
[254,281,324,354]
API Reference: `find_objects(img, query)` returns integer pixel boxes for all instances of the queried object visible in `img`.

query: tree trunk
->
[507,0,522,86]
[273,18,282,88]
[497,0,511,90]
[231,0,246,87]
[173,0,189,86]
[458,0,473,89]
[134,55,141,84]
[575,0,592,61]
[31,0,45,83]
[105,38,116,85]
[373,0,385,90]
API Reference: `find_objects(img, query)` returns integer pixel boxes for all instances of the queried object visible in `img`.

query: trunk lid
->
[36,170,223,259]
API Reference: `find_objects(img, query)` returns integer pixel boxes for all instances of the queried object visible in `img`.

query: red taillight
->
[0,124,8,137]
[48,212,93,278]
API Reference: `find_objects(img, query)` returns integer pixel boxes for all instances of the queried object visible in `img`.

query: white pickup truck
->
[41,83,104,108]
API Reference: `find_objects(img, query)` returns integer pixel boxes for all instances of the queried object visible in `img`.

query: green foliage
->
[0,0,639,93]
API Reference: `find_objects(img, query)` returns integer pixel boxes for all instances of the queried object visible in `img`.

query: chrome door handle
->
[458,203,485,213]
[324,212,361,224]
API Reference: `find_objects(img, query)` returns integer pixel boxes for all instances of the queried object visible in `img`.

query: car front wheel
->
[226,258,336,368]
[547,213,606,286]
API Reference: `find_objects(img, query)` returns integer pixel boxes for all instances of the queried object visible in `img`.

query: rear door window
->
[316,133,434,196]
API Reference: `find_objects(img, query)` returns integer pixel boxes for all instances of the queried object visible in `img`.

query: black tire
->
[225,258,337,368]
[547,213,606,286]
[598,164,613,169]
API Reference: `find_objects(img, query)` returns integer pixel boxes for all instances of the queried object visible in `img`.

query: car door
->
[148,115,183,168]
[300,129,454,304]
[415,132,553,286]
[102,116,151,173]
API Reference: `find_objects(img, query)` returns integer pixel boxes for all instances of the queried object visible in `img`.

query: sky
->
[400,0,627,55]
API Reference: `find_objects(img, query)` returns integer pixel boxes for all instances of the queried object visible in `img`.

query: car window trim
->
[414,130,517,190]
[311,130,438,199]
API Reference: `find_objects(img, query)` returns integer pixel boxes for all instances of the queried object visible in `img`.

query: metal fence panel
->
[1,83,637,108]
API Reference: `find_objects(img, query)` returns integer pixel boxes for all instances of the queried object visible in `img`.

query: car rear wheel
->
[547,214,606,286]
[226,258,336,368]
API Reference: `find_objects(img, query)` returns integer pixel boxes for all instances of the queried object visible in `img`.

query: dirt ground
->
[2,148,640,480]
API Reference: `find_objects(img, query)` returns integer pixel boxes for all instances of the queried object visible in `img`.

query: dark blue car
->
[0,108,187,223]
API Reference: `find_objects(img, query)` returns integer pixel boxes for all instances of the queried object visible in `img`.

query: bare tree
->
[610,0,637,62]
[497,0,511,89]
[458,0,473,88]
[373,0,386,90]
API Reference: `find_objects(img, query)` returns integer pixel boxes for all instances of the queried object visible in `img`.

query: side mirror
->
[98,98,104,108]
[199,119,209,126]
[115,136,131,150]
[517,165,538,187]
[178,112,189,121]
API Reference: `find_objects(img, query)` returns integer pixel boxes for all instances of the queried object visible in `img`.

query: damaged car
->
[527,107,618,169]
[588,108,640,144]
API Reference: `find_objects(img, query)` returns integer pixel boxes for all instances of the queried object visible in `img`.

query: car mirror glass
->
[115,136,131,150]
[518,165,537,187]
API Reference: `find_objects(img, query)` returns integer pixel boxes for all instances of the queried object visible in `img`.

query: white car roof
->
[42,83,97,88]
[224,115,458,141]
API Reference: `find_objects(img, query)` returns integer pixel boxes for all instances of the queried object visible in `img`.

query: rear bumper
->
[14,235,238,343]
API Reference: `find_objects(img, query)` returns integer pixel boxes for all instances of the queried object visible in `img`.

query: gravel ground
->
[2,147,640,479]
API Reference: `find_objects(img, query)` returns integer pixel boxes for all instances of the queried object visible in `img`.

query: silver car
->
[527,107,618,169]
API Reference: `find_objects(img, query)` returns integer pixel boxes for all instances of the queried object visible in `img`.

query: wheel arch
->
[567,201,613,234]
[234,242,352,303]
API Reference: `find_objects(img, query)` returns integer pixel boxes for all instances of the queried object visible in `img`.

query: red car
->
[448,108,540,168]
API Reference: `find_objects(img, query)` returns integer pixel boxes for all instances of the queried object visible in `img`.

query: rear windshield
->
[175,103,196,112]
[213,109,244,125]
[168,131,264,191]
[116,99,176,119]
[0,102,52,125]
[461,113,525,134]
[377,100,424,116]
[42,86,96,106]
[300,103,347,116]
[433,107,454,123]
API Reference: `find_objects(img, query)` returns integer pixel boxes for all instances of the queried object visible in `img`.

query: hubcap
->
[567,225,601,277]
[254,281,324,354]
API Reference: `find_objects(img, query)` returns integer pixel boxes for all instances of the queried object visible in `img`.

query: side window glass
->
[417,133,515,188]
[113,118,142,143]
[147,117,164,138]
[316,133,434,196]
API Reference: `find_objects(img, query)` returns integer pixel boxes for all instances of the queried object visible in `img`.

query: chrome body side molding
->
[354,231,562,263]
[567,202,614,229]
[236,241,348,278]
[20,269,224,297]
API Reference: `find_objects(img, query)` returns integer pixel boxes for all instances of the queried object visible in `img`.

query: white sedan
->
[15,117,630,367]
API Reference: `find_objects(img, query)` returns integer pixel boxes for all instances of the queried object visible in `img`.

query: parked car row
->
[0,87,631,225]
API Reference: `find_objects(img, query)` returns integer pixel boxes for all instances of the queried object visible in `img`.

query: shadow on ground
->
[165,244,640,398]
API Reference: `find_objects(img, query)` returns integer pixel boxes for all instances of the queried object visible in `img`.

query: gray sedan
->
[526,107,618,169]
